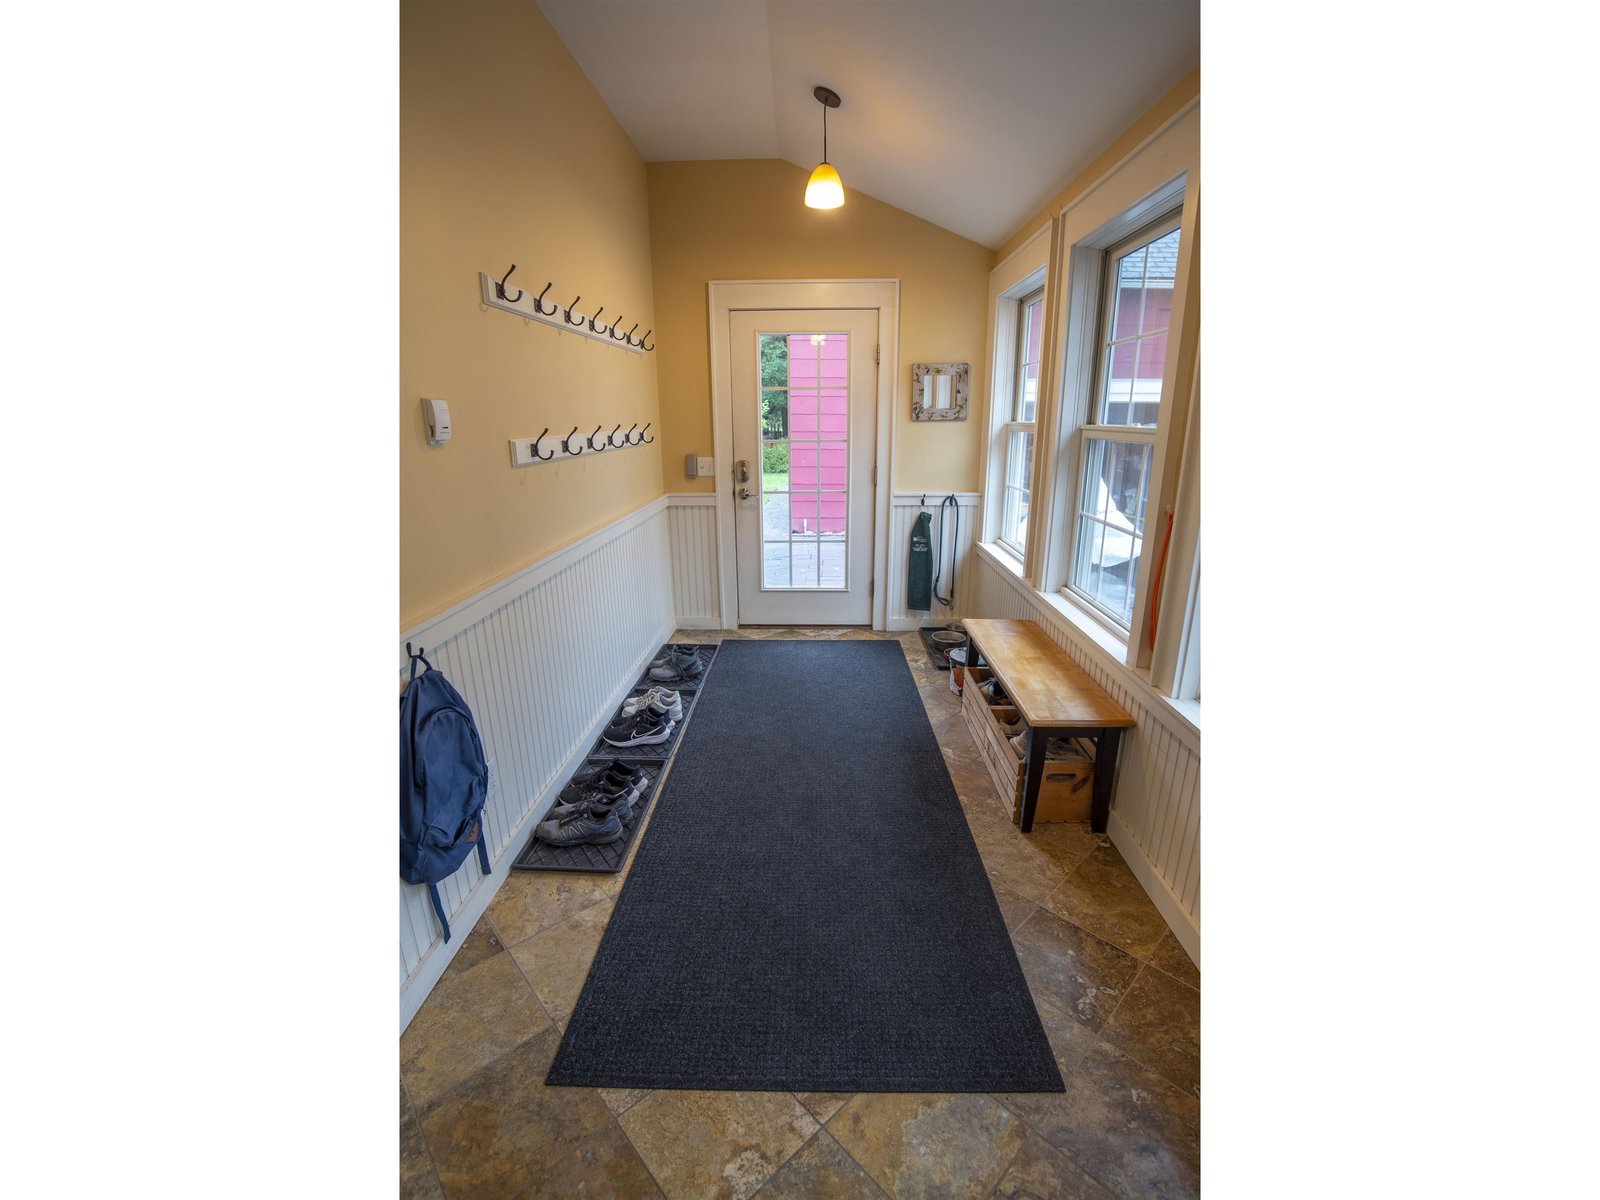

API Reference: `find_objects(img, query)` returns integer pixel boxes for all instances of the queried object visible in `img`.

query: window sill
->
[980,539,1026,577]
[973,542,1201,741]
[1038,588,1134,664]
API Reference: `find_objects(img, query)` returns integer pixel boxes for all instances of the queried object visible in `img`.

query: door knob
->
[738,487,754,500]
[735,459,750,483]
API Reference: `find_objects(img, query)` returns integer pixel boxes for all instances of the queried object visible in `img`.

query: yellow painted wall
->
[401,1,663,629]
[646,160,992,494]
[992,67,1200,266]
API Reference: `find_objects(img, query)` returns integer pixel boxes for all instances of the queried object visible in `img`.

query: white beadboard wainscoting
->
[399,497,676,1030]
[664,491,978,630]
[887,492,980,631]
[664,493,721,627]
[972,544,1200,963]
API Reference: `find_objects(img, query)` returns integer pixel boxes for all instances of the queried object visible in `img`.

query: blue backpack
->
[400,648,491,942]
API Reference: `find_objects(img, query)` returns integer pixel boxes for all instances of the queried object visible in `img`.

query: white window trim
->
[996,285,1044,560]
[979,226,1049,565]
[1060,210,1181,632]
[1034,104,1200,676]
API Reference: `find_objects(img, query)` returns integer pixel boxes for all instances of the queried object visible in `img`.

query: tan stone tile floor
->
[401,628,1200,1198]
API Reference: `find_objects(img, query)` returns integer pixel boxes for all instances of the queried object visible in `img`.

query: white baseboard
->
[1108,810,1199,969]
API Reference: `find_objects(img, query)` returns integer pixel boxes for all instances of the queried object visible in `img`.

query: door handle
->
[738,487,753,500]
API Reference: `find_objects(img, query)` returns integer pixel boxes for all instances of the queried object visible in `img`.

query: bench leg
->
[1089,727,1122,834]
[1019,725,1048,833]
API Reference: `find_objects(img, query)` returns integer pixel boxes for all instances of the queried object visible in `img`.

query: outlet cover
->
[485,758,498,800]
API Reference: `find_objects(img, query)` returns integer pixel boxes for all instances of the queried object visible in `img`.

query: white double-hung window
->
[996,288,1045,557]
[1064,212,1181,631]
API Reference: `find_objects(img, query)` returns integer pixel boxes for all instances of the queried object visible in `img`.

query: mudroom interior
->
[400,3,1201,1196]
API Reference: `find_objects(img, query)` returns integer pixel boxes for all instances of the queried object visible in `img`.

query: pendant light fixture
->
[804,86,844,209]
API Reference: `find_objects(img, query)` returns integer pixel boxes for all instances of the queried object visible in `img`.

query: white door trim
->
[708,279,900,628]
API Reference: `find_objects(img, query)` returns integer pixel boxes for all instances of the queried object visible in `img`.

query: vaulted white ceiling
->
[537,0,1199,248]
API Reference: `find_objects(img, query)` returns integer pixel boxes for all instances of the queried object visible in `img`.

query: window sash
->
[996,419,1034,558]
[1013,288,1044,423]
[1092,211,1181,428]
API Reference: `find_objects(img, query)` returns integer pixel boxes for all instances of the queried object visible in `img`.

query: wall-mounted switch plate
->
[696,456,715,477]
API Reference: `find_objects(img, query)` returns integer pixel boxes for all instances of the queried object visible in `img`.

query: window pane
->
[763,541,790,588]
[1021,361,1039,423]
[760,335,788,387]
[761,389,788,440]
[761,438,789,492]
[1015,295,1044,422]
[1072,437,1152,629]
[1100,221,1179,429]
[1000,429,1034,550]
[1140,229,1179,333]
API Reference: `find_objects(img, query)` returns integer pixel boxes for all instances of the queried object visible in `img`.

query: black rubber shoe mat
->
[599,644,721,762]
[512,643,720,873]
[630,642,719,693]
[510,760,668,874]
[918,624,968,670]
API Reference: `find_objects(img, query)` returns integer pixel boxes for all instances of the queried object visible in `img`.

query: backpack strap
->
[422,831,490,944]
[426,881,452,943]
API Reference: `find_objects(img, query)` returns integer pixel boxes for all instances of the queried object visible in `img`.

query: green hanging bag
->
[907,510,933,611]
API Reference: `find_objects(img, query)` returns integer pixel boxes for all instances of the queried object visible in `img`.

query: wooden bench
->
[962,618,1135,833]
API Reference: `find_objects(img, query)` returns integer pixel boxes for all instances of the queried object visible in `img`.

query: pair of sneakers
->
[648,644,703,684]
[603,699,678,747]
[621,686,682,721]
[537,762,653,846]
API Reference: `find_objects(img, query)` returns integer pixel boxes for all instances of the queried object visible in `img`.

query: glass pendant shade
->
[805,161,844,209]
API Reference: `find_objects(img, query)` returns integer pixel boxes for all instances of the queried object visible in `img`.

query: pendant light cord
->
[822,100,828,162]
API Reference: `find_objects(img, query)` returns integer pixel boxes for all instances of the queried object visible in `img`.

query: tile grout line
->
[990,1096,1126,1200]
[400,1071,448,1199]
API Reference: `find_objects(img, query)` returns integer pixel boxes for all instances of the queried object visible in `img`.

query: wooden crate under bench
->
[960,665,1095,824]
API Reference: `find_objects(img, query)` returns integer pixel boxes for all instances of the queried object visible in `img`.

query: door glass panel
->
[759,331,850,589]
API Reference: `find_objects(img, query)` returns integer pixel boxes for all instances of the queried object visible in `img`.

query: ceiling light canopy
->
[805,86,844,210]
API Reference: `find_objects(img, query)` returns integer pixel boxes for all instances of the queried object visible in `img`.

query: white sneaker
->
[622,687,682,719]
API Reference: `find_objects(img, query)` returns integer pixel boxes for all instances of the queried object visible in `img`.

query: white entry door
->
[730,309,878,624]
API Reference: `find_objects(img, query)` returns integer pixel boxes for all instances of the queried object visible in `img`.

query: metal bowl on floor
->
[930,630,968,656]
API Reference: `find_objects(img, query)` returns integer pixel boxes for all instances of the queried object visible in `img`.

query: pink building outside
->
[784,332,849,535]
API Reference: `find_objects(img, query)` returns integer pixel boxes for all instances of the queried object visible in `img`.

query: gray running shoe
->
[551,782,635,824]
[649,644,696,669]
[536,802,624,846]
[648,648,704,683]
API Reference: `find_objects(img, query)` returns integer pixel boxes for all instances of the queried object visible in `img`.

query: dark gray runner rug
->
[546,638,1065,1093]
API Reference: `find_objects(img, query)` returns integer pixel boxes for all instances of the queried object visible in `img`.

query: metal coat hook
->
[534,282,557,316]
[563,426,584,455]
[531,428,555,461]
[639,330,655,352]
[607,424,625,448]
[609,317,629,341]
[496,264,522,302]
[624,423,640,445]
[586,424,608,452]
[588,306,608,334]
[564,295,584,326]
[623,323,640,346]
[639,422,654,444]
